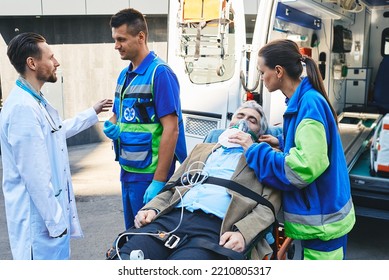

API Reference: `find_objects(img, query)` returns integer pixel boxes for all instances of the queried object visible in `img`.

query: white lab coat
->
[0,84,98,260]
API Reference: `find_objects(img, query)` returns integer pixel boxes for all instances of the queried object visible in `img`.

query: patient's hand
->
[228,131,254,151]
[219,231,245,252]
[134,210,157,228]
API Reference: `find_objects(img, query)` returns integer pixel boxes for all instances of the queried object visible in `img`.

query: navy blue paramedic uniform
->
[112,51,187,229]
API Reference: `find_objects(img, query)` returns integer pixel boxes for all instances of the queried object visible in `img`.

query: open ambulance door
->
[246,0,281,127]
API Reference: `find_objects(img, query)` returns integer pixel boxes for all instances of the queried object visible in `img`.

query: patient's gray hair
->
[233,100,269,136]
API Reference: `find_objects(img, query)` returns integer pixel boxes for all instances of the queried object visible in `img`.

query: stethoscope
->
[16,78,62,133]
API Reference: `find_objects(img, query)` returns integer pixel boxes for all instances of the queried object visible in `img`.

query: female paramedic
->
[229,39,356,260]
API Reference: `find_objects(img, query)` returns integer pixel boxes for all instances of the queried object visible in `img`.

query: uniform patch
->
[124,107,136,122]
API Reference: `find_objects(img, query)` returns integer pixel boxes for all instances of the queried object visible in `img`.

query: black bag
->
[332,25,352,53]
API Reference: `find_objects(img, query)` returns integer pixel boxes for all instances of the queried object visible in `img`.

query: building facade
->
[0,0,259,145]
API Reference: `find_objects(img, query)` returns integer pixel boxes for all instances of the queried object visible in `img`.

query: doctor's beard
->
[37,69,58,83]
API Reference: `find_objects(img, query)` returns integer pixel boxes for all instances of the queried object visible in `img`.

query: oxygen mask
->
[232,119,249,133]
[218,119,251,148]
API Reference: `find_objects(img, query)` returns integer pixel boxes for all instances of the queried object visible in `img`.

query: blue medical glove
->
[143,180,166,204]
[103,120,120,140]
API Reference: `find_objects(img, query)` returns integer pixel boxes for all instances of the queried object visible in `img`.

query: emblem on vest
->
[124,107,136,122]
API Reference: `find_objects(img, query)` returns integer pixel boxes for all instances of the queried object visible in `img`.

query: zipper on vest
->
[118,75,139,149]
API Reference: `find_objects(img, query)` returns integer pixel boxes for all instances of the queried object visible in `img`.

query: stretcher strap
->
[165,175,276,217]
[204,176,276,216]
[184,238,246,260]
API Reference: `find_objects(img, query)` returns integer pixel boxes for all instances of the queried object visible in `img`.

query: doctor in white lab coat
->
[0,32,113,260]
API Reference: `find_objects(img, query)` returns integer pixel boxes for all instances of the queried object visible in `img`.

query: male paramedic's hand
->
[103,120,120,140]
[93,98,113,114]
[219,231,246,253]
[143,180,165,204]
[134,210,157,228]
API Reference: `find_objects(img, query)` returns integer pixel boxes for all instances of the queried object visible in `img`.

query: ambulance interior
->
[255,0,389,220]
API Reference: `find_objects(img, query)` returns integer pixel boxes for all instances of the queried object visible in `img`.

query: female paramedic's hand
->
[219,231,246,253]
[228,131,255,151]
[134,210,157,228]
[93,98,113,114]
[258,134,280,149]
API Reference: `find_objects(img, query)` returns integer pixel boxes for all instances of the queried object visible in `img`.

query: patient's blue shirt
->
[176,146,243,219]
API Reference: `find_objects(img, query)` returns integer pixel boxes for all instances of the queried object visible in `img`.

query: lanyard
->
[16,77,47,106]
[16,77,61,133]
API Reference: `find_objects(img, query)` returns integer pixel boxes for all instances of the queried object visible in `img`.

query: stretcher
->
[106,220,295,260]
[338,112,389,220]
[338,111,382,172]
[265,223,295,260]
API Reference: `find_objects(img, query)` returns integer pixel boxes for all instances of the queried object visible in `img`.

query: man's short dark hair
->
[7,32,46,75]
[110,8,148,38]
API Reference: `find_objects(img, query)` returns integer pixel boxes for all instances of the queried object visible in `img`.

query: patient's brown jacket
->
[142,143,281,259]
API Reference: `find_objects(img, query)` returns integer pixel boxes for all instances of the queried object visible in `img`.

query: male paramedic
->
[104,8,187,230]
[107,101,281,260]
[0,32,113,260]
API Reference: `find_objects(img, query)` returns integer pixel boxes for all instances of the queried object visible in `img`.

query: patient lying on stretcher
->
[106,101,282,260]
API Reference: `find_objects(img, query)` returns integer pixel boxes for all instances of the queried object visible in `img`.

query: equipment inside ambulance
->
[178,0,235,84]
[370,114,389,177]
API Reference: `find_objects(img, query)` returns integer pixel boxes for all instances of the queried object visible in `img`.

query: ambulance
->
[167,0,389,220]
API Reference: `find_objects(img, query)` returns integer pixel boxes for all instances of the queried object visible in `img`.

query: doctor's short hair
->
[232,100,269,137]
[7,32,46,75]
